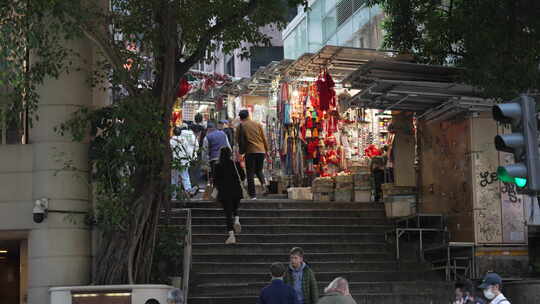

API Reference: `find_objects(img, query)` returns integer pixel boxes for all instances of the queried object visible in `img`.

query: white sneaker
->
[233,217,242,234]
[225,232,236,245]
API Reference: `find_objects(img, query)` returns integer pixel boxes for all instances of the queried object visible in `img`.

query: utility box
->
[50,285,177,304]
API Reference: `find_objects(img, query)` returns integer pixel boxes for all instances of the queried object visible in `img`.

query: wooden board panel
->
[418,117,473,242]
[392,113,416,187]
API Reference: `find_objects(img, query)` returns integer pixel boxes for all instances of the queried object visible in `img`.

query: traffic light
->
[493,94,540,192]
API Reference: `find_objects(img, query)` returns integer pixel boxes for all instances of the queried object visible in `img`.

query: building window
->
[250,47,284,75]
[226,56,235,77]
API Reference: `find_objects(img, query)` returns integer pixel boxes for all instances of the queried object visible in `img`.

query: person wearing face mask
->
[478,273,510,304]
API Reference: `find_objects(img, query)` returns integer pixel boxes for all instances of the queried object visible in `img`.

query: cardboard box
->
[313,192,333,202]
[312,177,335,193]
[384,195,416,218]
[334,190,353,202]
[354,190,372,202]
[287,187,313,200]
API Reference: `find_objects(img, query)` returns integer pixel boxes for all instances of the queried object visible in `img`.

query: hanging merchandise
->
[316,70,336,111]
[177,77,192,98]
[271,68,392,191]
[227,96,235,119]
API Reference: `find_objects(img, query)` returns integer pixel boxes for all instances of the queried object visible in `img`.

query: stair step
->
[186,208,386,218]
[192,233,385,243]
[191,271,432,284]
[171,217,389,225]
[192,242,389,255]
[189,224,392,234]
[191,281,451,297]
[192,261,397,273]
[174,201,382,210]
[187,294,450,304]
[191,252,394,263]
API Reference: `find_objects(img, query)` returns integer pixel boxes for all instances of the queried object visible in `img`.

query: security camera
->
[33,198,49,223]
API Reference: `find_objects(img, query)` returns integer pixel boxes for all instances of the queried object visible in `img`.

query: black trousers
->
[373,168,385,202]
[221,198,240,232]
[245,153,266,197]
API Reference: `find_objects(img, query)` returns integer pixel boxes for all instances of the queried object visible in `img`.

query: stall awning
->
[284,45,394,82]
[220,60,294,97]
[342,60,493,122]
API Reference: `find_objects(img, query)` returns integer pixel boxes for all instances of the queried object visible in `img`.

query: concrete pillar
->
[27,38,93,304]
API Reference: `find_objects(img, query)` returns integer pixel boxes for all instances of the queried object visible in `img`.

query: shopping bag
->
[203,183,213,200]
[211,187,218,200]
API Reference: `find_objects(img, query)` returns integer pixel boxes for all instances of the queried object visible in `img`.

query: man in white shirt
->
[478,273,510,304]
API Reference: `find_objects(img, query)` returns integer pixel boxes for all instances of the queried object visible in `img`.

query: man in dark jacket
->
[284,247,319,304]
[258,262,298,304]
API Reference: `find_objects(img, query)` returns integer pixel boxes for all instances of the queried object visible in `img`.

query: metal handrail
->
[182,208,192,304]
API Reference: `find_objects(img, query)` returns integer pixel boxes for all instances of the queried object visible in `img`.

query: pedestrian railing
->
[182,208,192,304]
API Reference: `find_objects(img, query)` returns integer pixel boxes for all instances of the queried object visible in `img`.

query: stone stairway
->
[170,198,452,304]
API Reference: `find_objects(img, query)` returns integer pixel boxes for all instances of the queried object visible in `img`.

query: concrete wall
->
[0,37,95,304]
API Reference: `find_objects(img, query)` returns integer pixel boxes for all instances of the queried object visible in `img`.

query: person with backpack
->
[170,125,199,198]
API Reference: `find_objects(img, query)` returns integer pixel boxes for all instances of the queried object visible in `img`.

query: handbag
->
[211,187,218,200]
[233,161,249,198]
[238,123,248,155]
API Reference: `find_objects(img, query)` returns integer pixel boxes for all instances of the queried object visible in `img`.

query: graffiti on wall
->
[499,153,526,243]
[474,150,503,244]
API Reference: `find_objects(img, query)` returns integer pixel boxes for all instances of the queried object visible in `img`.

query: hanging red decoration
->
[177,77,191,98]
[316,71,336,111]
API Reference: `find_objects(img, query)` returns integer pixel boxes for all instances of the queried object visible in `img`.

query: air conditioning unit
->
[50,285,181,304]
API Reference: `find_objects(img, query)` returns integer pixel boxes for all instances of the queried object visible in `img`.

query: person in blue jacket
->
[258,262,299,304]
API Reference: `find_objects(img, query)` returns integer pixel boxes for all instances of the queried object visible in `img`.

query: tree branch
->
[175,0,261,77]
[76,13,139,97]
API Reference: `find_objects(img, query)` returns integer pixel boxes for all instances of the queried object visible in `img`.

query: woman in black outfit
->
[214,146,246,244]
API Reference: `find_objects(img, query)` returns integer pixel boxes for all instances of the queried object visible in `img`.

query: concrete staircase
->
[170,198,452,304]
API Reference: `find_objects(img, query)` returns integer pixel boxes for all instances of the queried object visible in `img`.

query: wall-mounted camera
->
[33,198,49,223]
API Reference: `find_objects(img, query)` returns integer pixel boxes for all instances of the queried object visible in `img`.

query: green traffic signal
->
[497,166,527,188]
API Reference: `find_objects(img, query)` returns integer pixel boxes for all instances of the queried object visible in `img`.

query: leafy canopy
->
[0,0,306,284]
[368,0,540,99]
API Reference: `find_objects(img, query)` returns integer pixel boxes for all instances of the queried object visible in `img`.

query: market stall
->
[267,46,395,200]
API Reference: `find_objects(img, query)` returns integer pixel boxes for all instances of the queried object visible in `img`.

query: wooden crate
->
[353,173,372,188]
[313,192,334,202]
[350,165,370,174]
[335,175,353,190]
[312,178,335,193]
[381,183,416,197]
[334,190,353,202]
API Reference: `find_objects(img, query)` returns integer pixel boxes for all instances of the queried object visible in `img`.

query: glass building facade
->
[283,0,383,59]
